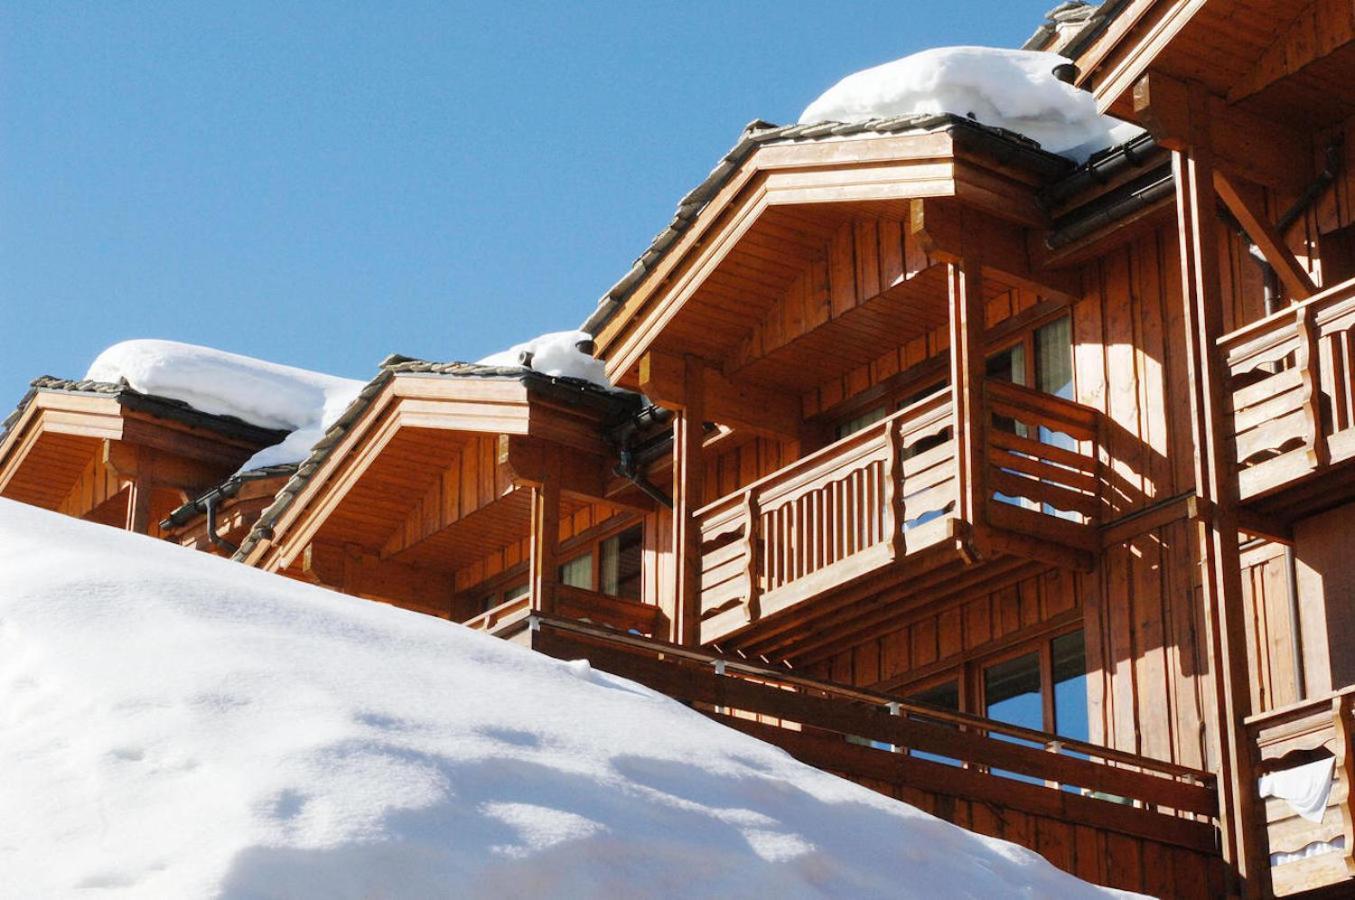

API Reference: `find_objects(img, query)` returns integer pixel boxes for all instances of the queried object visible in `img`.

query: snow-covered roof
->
[232,353,638,564]
[579,112,1070,338]
[85,340,368,473]
[0,498,1131,898]
[0,373,290,451]
[799,48,1139,162]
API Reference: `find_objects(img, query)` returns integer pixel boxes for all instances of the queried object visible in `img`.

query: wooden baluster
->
[742,491,761,623]
[1296,304,1330,468]
[883,421,906,560]
[1335,694,1355,876]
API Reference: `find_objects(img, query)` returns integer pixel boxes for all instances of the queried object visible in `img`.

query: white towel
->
[1259,756,1336,823]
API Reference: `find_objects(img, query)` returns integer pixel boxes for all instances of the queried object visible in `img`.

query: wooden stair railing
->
[1220,276,1355,501]
[531,614,1220,854]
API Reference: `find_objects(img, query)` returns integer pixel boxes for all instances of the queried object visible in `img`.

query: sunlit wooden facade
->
[8,1,1355,895]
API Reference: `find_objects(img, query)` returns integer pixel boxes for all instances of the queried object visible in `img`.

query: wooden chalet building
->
[8,1,1355,896]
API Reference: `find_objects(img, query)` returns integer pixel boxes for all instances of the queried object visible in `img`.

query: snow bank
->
[0,499,1132,899]
[85,339,364,471]
[800,47,1141,161]
[478,329,611,389]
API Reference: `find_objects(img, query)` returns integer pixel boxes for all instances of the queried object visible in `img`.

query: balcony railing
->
[530,613,1220,891]
[696,382,1102,643]
[462,585,665,638]
[1220,277,1355,503]
[1246,688,1355,896]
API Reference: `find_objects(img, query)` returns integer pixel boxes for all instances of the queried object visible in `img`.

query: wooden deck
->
[1222,276,1355,521]
[1248,688,1355,897]
[529,615,1225,897]
[695,381,1102,649]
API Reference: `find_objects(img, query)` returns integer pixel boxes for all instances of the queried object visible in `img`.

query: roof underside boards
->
[593,128,1072,390]
[1085,0,1355,128]
[238,358,636,570]
[582,116,1072,361]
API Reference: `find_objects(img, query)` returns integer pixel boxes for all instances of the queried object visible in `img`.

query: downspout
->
[1246,139,1343,315]
[205,492,239,556]
[613,404,675,509]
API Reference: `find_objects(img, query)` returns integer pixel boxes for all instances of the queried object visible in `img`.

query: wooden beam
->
[528,461,562,617]
[501,435,609,499]
[671,355,705,646]
[1213,169,1317,300]
[639,350,800,439]
[1171,78,1266,895]
[302,541,454,616]
[910,199,1081,304]
[1133,70,1311,191]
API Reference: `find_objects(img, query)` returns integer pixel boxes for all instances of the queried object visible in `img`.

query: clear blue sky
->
[1,2,1051,398]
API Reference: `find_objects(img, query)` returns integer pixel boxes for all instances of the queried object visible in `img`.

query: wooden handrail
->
[1218,273,1355,356]
[533,614,1214,784]
[694,387,952,520]
[462,594,532,632]
[533,617,1217,823]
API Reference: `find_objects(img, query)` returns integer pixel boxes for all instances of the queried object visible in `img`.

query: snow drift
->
[478,329,611,389]
[800,47,1140,161]
[0,500,1132,899]
[85,339,364,471]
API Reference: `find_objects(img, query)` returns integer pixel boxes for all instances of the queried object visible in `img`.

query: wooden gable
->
[0,386,282,535]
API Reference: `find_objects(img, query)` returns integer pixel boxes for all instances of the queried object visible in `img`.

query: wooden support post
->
[529,463,561,617]
[948,258,987,532]
[1170,78,1266,896]
[1295,304,1330,468]
[672,355,706,645]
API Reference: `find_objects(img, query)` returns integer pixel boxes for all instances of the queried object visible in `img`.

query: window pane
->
[1035,316,1073,400]
[909,680,959,712]
[504,582,530,601]
[906,680,961,766]
[986,343,1027,387]
[836,406,887,439]
[559,553,592,589]
[600,525,643,600]
[984,651,1044,784]
[984,652,1042,729]
[1052,630,1088,743]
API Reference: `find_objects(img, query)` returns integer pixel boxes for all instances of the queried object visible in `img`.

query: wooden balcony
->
[1247,688,1355,897]
[462,585,666,641]
[695,381,1102,649]
[1221,277,1355,519]
[530,615,1224,897]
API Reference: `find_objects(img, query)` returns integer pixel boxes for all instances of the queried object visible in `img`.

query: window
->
[556,521,645,599]
[979,629,1087,785]
[559,553,593,590]
[906,679,962,766]
[599,525,643,600]
[1051,630,1088,743]
[979,629,1087,738]
[836,406,887,439]
[480,580,529,614]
